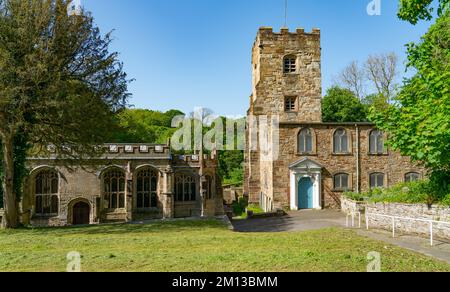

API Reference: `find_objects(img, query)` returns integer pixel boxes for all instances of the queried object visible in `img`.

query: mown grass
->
[0,220,448,272]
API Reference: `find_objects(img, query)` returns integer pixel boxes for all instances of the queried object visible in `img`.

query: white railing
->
[346,211,362,229]
[366,213,450,246]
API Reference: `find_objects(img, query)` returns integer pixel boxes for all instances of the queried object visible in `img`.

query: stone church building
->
[20,144,224,226]
[244,27,424,212]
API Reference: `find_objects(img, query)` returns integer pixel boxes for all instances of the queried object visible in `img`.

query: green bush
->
[343,192,366,202]
[232,197,248,217]
[344,180,450,206]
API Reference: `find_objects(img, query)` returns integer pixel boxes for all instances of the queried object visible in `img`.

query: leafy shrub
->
[343,192,366,202]
[232,197,248,217]
[344,180,450,206]
[369,182,431,204]
[441,193,450,207]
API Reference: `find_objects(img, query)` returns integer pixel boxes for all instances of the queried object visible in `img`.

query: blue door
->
[298,177,314,209]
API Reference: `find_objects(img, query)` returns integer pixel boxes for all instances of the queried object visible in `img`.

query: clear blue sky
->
[83,0,433,116]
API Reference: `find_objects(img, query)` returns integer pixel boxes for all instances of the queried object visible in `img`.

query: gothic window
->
[333,128,349,153]
[35,170,59,216]
[285,96,297,112]
[103,170,126,209]
[405,172,420,183]
[283,55,296,73]
[175,175,197,202]
[136,168,158,209]
[334,173,350,191]
[298,128,313,154]
[370,130,385,154]
[370,173,385,189]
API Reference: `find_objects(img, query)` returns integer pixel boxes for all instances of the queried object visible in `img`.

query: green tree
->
[398,0,449,24]
[322,86,369,122]
[370,9,450,196]
[0,0,130,228]
[112,109,184,144]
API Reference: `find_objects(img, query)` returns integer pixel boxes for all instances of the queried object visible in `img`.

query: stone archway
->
[68,199,91,225]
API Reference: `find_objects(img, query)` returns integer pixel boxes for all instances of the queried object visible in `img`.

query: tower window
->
[283,56,296,73]
[285,97,297,112]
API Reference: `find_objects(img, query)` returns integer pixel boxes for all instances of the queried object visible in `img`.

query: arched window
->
[405,172,420,183]
[370,130,385,154]
[103,170,126,209]
[298,128,313,154]
[370,173,385,189]
[35,170,59,216]
[334,129,349,153]
[334,173,349,191]
[175,175,197,202]
[136,168,158,209]
[283,55,296,73]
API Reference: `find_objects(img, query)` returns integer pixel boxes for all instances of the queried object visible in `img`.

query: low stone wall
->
[223,186,244,205]
[341,197,366,214]
[366,203,450,239]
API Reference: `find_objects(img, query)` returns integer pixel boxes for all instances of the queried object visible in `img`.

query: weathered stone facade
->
[365,203,450,240]
[20,144,224,227]
[244,27,425,211]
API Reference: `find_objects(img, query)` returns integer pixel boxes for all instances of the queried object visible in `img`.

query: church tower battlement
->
[250,27,322,123]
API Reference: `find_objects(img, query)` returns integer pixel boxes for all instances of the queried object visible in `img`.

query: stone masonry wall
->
[21,145,224,227]
[246,27,323,206]
[273,123,424,210]
[251,27,322,122]
[366,203,450,240]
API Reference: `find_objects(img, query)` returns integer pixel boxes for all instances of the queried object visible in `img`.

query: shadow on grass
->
[1,219,228,236]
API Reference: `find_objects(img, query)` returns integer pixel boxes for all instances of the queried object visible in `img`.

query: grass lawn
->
[0,219,448,272]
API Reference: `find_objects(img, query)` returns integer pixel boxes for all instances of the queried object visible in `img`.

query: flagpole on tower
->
[284,0,288,28]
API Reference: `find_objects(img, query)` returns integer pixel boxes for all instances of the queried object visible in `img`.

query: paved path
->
[232,210,450,265]
[232,210,346,232]
[356,229,450,265]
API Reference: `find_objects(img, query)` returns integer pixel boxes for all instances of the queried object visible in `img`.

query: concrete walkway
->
[232,210,346,232]
[232,210,450,265]
[356,229,450,265]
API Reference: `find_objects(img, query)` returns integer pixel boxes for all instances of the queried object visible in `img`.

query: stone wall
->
[21,144,224,227]
[341,197,366,214]
[273,123,424,210]
[250,27,322,122]
[366,203,450,239]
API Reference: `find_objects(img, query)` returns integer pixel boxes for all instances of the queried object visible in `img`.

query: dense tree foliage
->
[113,109,245,186]
[0,0,130,228]
[398,0,449,24]
[112,109,183,144]
[371,6,450,197]
[322,86,369,122]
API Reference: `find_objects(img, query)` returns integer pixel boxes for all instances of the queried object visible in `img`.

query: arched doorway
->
[72,202,90,225]
[298,177,313,209]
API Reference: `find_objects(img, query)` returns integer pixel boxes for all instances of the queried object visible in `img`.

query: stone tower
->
[250,27,322,121]
[245,27,322,210]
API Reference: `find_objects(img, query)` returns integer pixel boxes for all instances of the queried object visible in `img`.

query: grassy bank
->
[0,220,448,272]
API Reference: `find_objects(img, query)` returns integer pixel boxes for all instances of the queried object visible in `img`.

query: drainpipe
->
[355,124,360,193]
